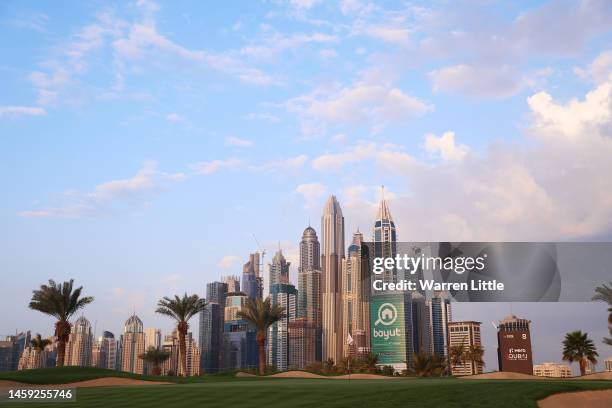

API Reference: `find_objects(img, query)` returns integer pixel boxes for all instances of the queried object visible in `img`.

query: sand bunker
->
[0,377,171,389]
[538,390,612,408]
[459,372,546,380]
[459,370,612,381]
[262,371,392,379]
[573,372,612,380]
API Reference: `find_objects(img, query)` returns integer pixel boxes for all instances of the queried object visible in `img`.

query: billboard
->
[497,328,533,375]
[370,294,407,367]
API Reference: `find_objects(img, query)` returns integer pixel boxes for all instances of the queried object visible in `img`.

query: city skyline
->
[2,0,612,376]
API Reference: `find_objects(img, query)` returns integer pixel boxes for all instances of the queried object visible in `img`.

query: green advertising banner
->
[370,294,406,366]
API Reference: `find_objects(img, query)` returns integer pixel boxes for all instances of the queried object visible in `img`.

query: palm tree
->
[466,345,485,374]
[30,334,52,369]
[28,279,94,366]
[155,293,205,376]
[592,282,612,345]
[562,330,598,376]
[237,297,285,375]
[138,347,171,376]
[323,358,336,373]
[449,338,467,374]
[409,352,446,377]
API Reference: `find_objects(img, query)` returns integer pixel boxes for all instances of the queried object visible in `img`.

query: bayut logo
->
[373,303,401,340]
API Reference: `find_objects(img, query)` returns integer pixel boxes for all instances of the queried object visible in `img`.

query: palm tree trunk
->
[579,358,586,376]
[55,320,70,367]
[178,326,188,377]
[257,333,266,376]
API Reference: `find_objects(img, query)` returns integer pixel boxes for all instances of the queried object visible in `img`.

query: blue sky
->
[2,0,612,372]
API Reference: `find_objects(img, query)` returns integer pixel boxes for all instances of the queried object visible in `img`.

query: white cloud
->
[0,106,47,117]
[311,142,415,172]
[574,50,612,84]
[190,159,242,175]
[226,136,254,147]
[218,255,242,269]
[20,161,184,218]
[428,64,550,99]
[287,83,432,136]
[424,131,469,162]
[340,78,612,240]
[165,113,184,123]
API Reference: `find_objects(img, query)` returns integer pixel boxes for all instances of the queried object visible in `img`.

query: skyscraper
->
[222,275,241,293]
[297,226,322,361]
[0,331,30,372]
[144,328,161,350]
[95,331,117,370]
[428,291,452,358]
[288,318,317,369]
[268,282,298,371]
[341,230,370,357]
[268,249,290,291]
[224,292,249,322]
[242,252,263,301]
[65,317,93,367]
[321,195,345,363]
[373,187,397,282]
[120,314,145,374]
[199,281,228,373]
[497,315,533,375]
[449,321,483,375]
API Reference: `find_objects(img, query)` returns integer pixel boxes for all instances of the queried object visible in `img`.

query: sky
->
[1,0,611,374]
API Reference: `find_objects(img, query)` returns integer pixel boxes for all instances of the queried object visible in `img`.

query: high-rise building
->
[160,329,202,376]
[199,281,228,374]
[533,362,572,378]
[17,337,52,370]
[268,249,290,291]
[222,320,257,371]
[93,331,116,370]
[242,253,263,301]
[224,292,249,322]
[65,317,93,367]
[0,331,31,372]
[179,332,200,376]
[223,275,241,293]
[297,226,322,361]
[321,195,345,363]
[268,282,298,371]
[199,302,222,373]
[161,329,200,376]
[497,315,533,375]
[373,187,397,282]
[144,328,161,351]
[341,230,370,357]
[120,314,145,374]
[448,321,483,375]
[428,291,452,358]
[411,292,431,355]
[288,318,317,369]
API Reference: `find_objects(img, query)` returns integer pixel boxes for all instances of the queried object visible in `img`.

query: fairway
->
[3,378,612,408]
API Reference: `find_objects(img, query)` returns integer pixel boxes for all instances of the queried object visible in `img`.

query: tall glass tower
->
[298,226,322,361]
[321,195,345,363]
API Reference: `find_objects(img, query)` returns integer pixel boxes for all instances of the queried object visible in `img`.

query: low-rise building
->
[533,362,572,378]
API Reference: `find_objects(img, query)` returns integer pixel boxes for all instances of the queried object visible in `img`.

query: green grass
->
[1,368,611,408]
